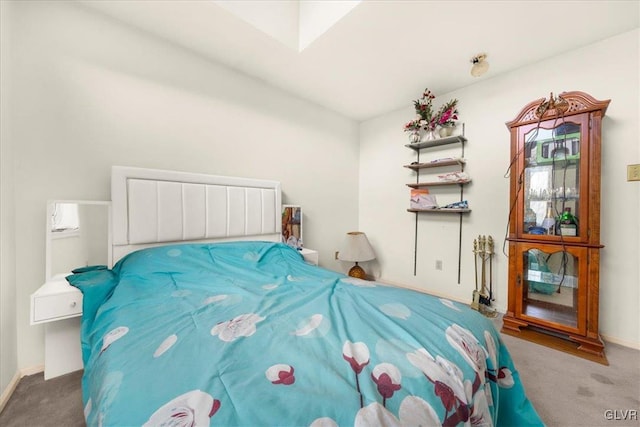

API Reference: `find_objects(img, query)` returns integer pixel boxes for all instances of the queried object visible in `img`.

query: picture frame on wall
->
[282,205,302,250]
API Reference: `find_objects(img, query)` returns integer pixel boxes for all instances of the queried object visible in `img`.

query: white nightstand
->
[30,274,83,380]
[300,248,319,266]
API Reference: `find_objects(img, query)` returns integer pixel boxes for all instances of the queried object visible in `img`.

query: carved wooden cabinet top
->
[506,91,611,129]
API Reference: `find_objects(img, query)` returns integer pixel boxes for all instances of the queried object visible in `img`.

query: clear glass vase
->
[408,130,420,143]
[421,129,437,142]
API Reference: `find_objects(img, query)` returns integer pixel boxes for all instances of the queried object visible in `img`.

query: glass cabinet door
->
[516,243,587,334]
[520,118,586,239]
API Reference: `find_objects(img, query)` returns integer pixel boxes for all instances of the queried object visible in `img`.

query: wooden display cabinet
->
[502,91,610,364]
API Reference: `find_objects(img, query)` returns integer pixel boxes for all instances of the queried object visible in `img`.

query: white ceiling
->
[79,0,639,121]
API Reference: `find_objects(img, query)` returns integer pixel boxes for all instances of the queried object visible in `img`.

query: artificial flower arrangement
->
[435,98,459,127]
[403,88,459,137]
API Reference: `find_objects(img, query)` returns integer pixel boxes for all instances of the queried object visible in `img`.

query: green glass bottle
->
[559,207,578,236]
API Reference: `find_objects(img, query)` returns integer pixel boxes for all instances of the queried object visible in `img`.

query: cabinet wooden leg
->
[570,334,606,357]
[501,315,528,333]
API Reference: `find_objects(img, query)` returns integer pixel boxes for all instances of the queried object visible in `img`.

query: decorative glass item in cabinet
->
[523,248,579,329]
[522,122,581,236]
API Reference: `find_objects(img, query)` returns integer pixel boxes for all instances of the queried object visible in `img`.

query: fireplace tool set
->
[472,235,497,317]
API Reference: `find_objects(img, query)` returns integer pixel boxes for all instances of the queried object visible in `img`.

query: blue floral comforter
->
[67,241,542,426]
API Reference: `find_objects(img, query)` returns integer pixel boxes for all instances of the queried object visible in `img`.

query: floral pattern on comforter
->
[68,241,542,426]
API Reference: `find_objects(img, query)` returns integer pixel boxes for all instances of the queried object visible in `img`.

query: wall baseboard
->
[20,365,44,377]
[601,334,640,350]
[0,365,44,414]
[0,371,20,414]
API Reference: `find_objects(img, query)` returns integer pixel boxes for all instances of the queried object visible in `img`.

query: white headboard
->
[111,166,282,263]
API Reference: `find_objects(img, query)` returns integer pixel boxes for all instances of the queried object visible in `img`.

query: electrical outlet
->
[628,164,640,182]
[335,251,339,260]
[435,260,443,270]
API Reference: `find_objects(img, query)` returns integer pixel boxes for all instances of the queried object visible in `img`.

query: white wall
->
[6,1,360,371]
[360,29,640,348]
[0,0,18,397]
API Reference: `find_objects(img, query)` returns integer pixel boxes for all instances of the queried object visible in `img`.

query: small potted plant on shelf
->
[414,88,438,141]
[403,88,459,142]
[436,99,459,138]
[403,116,423,143]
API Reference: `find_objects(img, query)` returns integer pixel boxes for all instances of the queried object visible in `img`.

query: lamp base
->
[348,264,367,279]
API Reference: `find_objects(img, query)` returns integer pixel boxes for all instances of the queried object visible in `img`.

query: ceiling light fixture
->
[470,53,489,77]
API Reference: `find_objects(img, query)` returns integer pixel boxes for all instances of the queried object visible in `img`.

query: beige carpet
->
[0,369,84,427]
[1,323,639,426]
[501,334,640,426]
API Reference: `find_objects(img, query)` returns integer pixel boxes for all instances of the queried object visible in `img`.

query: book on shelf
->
[410,188,438,209]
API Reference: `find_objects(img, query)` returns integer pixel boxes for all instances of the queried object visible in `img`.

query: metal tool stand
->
[472,235,497,317]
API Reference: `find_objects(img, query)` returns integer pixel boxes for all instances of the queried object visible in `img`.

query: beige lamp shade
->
[338,232,375,279]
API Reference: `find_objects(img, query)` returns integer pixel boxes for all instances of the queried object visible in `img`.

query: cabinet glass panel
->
[522,248,578,328]
[522,122,580,236]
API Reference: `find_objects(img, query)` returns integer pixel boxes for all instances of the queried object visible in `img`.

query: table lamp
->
[338,231,376,279]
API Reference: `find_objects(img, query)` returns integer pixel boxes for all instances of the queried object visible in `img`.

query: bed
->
[67,166,542,426]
